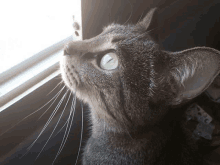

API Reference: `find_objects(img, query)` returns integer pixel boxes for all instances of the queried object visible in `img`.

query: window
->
[0,0,82,111]
[0,0,81,73]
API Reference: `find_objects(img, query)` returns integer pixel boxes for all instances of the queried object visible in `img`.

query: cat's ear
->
[139,8,158,31]
[167,47,220,105]
[138,8,159,42]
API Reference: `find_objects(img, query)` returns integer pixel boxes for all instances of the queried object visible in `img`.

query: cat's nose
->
[63,41,84,56]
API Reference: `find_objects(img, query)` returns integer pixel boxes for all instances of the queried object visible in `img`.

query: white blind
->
[0,0,81,74]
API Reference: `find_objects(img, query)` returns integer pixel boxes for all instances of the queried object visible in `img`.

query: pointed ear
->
[168,47,220,105]
[138,8,159,42]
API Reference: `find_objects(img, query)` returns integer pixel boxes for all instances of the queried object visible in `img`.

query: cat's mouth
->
[60,58,79,91]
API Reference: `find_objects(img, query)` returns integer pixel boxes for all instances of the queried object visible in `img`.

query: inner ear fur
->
[166,47,220,105]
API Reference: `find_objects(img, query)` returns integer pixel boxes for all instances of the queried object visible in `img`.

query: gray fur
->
[60,8,220,165]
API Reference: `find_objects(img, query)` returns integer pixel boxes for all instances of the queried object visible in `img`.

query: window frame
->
[0,1,83,161]
[0,36,74,112]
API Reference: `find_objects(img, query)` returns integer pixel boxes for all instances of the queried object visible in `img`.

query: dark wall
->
[82,0,220,51]
[81,0,175,39]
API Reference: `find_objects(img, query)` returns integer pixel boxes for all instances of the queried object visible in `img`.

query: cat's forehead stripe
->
[87,34,117,53]
[84,24,136,53]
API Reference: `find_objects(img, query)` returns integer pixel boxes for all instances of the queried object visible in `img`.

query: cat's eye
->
[100,52,118,70]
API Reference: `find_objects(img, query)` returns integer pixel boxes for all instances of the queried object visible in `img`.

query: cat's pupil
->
[100,53,118,70]
[107,59,113,63]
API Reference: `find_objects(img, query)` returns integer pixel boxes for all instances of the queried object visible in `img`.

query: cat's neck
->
[87,107,174,164]
[89,104,176,138]
[90,111,124,137]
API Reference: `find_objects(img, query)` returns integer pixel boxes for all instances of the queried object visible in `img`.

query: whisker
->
[125,26,161,44]
[54,116,68,137]
[127,31,147,42]
[20,92,67,159]
[74,101,84,165]
[146,26,161,35]
[52,93,77,165]
[35,91,72,160]
[47,80,64,96]
[58,94,76,153]
[123,0,133,25]
[37,86,67,120]
[53,89,72,137]
[137,11,144,24]
[0,86,66,137]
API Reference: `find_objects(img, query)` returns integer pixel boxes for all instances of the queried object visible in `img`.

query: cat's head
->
[60,8,220,132]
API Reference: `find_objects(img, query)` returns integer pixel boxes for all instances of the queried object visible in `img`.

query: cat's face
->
[60,17,162,130]
[60,8,220,131]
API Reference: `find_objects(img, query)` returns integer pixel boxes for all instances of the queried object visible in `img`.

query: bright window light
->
[0,0,81,74]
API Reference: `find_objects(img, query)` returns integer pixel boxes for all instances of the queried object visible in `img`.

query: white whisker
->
[20,92,67,159]
[54,116,68,137]
[35,91,72,160]
[52,94,77,165]
[0,85,65,137]
[47,80,64,96]
[123,0,133,25]
[137,11,144,24]
[37,87,67,120]
[74,101,84,165]
[53,90,72,137]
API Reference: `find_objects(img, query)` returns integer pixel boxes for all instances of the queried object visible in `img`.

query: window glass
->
[0,0,81,74]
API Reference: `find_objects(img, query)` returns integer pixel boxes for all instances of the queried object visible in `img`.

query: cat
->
[60,8,220,165]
